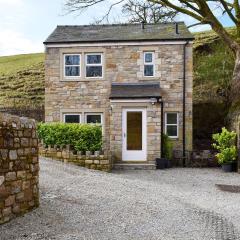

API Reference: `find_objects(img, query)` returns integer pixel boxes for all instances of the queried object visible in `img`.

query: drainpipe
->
[160,100,164,157]
[182,41,189,167]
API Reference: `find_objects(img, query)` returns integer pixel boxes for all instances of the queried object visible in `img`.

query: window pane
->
[86,66,102,77]
[127,112,142,150]
[65,115,80,123]
[65,55,80,65]
[144,65,154,76]
[145,53,153,63]
[167,125,177,137]
[87,55,101,64]
[86,115,102,124]
[167,113,177,124]
[65,66,80,76]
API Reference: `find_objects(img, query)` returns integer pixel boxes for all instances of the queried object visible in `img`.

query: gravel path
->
[0,157,240,240]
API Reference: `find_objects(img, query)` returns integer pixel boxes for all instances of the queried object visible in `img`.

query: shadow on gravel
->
[216,184,240,193]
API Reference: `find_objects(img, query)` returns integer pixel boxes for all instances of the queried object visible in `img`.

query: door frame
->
[122,108,147,161]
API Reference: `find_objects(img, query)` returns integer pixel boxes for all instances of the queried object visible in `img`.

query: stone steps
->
[113,163,156,170]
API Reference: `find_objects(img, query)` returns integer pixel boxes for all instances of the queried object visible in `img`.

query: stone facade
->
[0,113,39,224]
[45,43,193,165]
[39,145,111,172]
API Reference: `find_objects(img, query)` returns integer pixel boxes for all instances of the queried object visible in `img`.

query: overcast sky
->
[0,0,235,56]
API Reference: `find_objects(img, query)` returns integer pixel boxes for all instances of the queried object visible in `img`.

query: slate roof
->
[109,83,161,99]
[44,22,194,44]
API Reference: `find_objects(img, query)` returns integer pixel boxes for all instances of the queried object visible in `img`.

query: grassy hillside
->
[0,53,44,108]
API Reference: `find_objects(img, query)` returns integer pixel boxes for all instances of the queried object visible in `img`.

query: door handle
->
[123,133,126,138]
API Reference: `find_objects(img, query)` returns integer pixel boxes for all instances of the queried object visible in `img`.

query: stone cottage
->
[44,22,194,169]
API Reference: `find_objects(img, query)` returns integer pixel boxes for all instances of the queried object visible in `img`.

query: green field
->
[0,53,45,108]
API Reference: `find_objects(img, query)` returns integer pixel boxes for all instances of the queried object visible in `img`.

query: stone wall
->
[45,43,193,164]
[39,145,111,172]
[0,113,39,224]
[229,111,240,173]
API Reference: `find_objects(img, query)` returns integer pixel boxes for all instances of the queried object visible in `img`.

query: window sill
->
[61,78,106,82]
[139,77,160,81]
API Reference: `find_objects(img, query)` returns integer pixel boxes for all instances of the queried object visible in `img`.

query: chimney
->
[141,21,145,29]
[175,22,179,34]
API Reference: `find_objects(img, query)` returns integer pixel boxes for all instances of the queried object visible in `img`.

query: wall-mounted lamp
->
[150,98,157,105]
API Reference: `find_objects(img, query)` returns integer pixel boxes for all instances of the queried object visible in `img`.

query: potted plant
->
[156,134,173,169]
[212,127,237,172]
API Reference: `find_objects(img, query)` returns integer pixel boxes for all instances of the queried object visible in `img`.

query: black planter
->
[222,163,233,172]
[232,161,237,172]
[156,158,166,169]
[165,159,172,168]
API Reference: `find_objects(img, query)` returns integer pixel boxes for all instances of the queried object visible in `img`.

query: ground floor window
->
[64,114,81,123]
[62,112,103,125]
[85,113,102,124]
[165,112,178,138]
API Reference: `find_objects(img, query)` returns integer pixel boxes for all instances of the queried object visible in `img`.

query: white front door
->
[122,108,147,161]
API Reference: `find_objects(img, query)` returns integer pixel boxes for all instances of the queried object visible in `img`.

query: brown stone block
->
[12,204,20,214]
[0,149,8,160]
[24,188,33,201]
[17,171,26,179]
[10,179,22,193]
[26,173,33,180]
[23,129,32,137]
[22,181,31,190]
[5,172,16,181]
[130,52,139,59]
[2,207,11,216]
[5,195,15,207]
[16,192,24,202]
[21,138,29,147]
[0,185,10,200]
[106,63,116,69]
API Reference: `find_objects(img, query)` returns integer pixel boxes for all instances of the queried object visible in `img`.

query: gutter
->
[43,38,195,45]
[182,41,189,167]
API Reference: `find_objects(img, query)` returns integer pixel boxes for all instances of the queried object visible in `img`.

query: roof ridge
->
[56,22,185,28]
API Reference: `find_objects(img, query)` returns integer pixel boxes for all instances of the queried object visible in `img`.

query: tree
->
[122,0,177,23]
[64,0,240,103]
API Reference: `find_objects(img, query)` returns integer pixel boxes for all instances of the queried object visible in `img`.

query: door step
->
[113,163,156,170]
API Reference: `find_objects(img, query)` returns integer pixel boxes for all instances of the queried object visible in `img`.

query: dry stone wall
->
[0,113,39,224]
[39,145,111,172]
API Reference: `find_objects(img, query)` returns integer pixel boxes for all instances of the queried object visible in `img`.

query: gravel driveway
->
[1,157,240,240]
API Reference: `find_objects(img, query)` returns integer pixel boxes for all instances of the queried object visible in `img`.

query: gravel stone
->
[0,157,240,240]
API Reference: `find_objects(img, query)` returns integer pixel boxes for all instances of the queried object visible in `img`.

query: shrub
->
[162,134,173,160]
[212,127,237,164]
[37,123,102,152]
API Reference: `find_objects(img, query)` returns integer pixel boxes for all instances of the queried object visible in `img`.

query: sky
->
[0,0,235,56]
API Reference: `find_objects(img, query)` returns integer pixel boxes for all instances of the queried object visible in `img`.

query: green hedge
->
[37,123,102,152]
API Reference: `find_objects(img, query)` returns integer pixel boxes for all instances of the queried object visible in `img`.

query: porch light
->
[150,98,157,105]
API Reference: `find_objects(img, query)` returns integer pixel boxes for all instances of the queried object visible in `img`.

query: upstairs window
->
[64,114,81,123]
[64,54,81,77]
[85,53,103,78]
[165,113,178,138]
[144,52,154,77]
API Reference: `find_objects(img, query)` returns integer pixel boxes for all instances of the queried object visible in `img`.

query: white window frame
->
[85,53,103,78]
[64,54,81,79]
[165,112,179,138]
[143,52,155,77]
[85,113,103,124]
[63,113,81,123]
